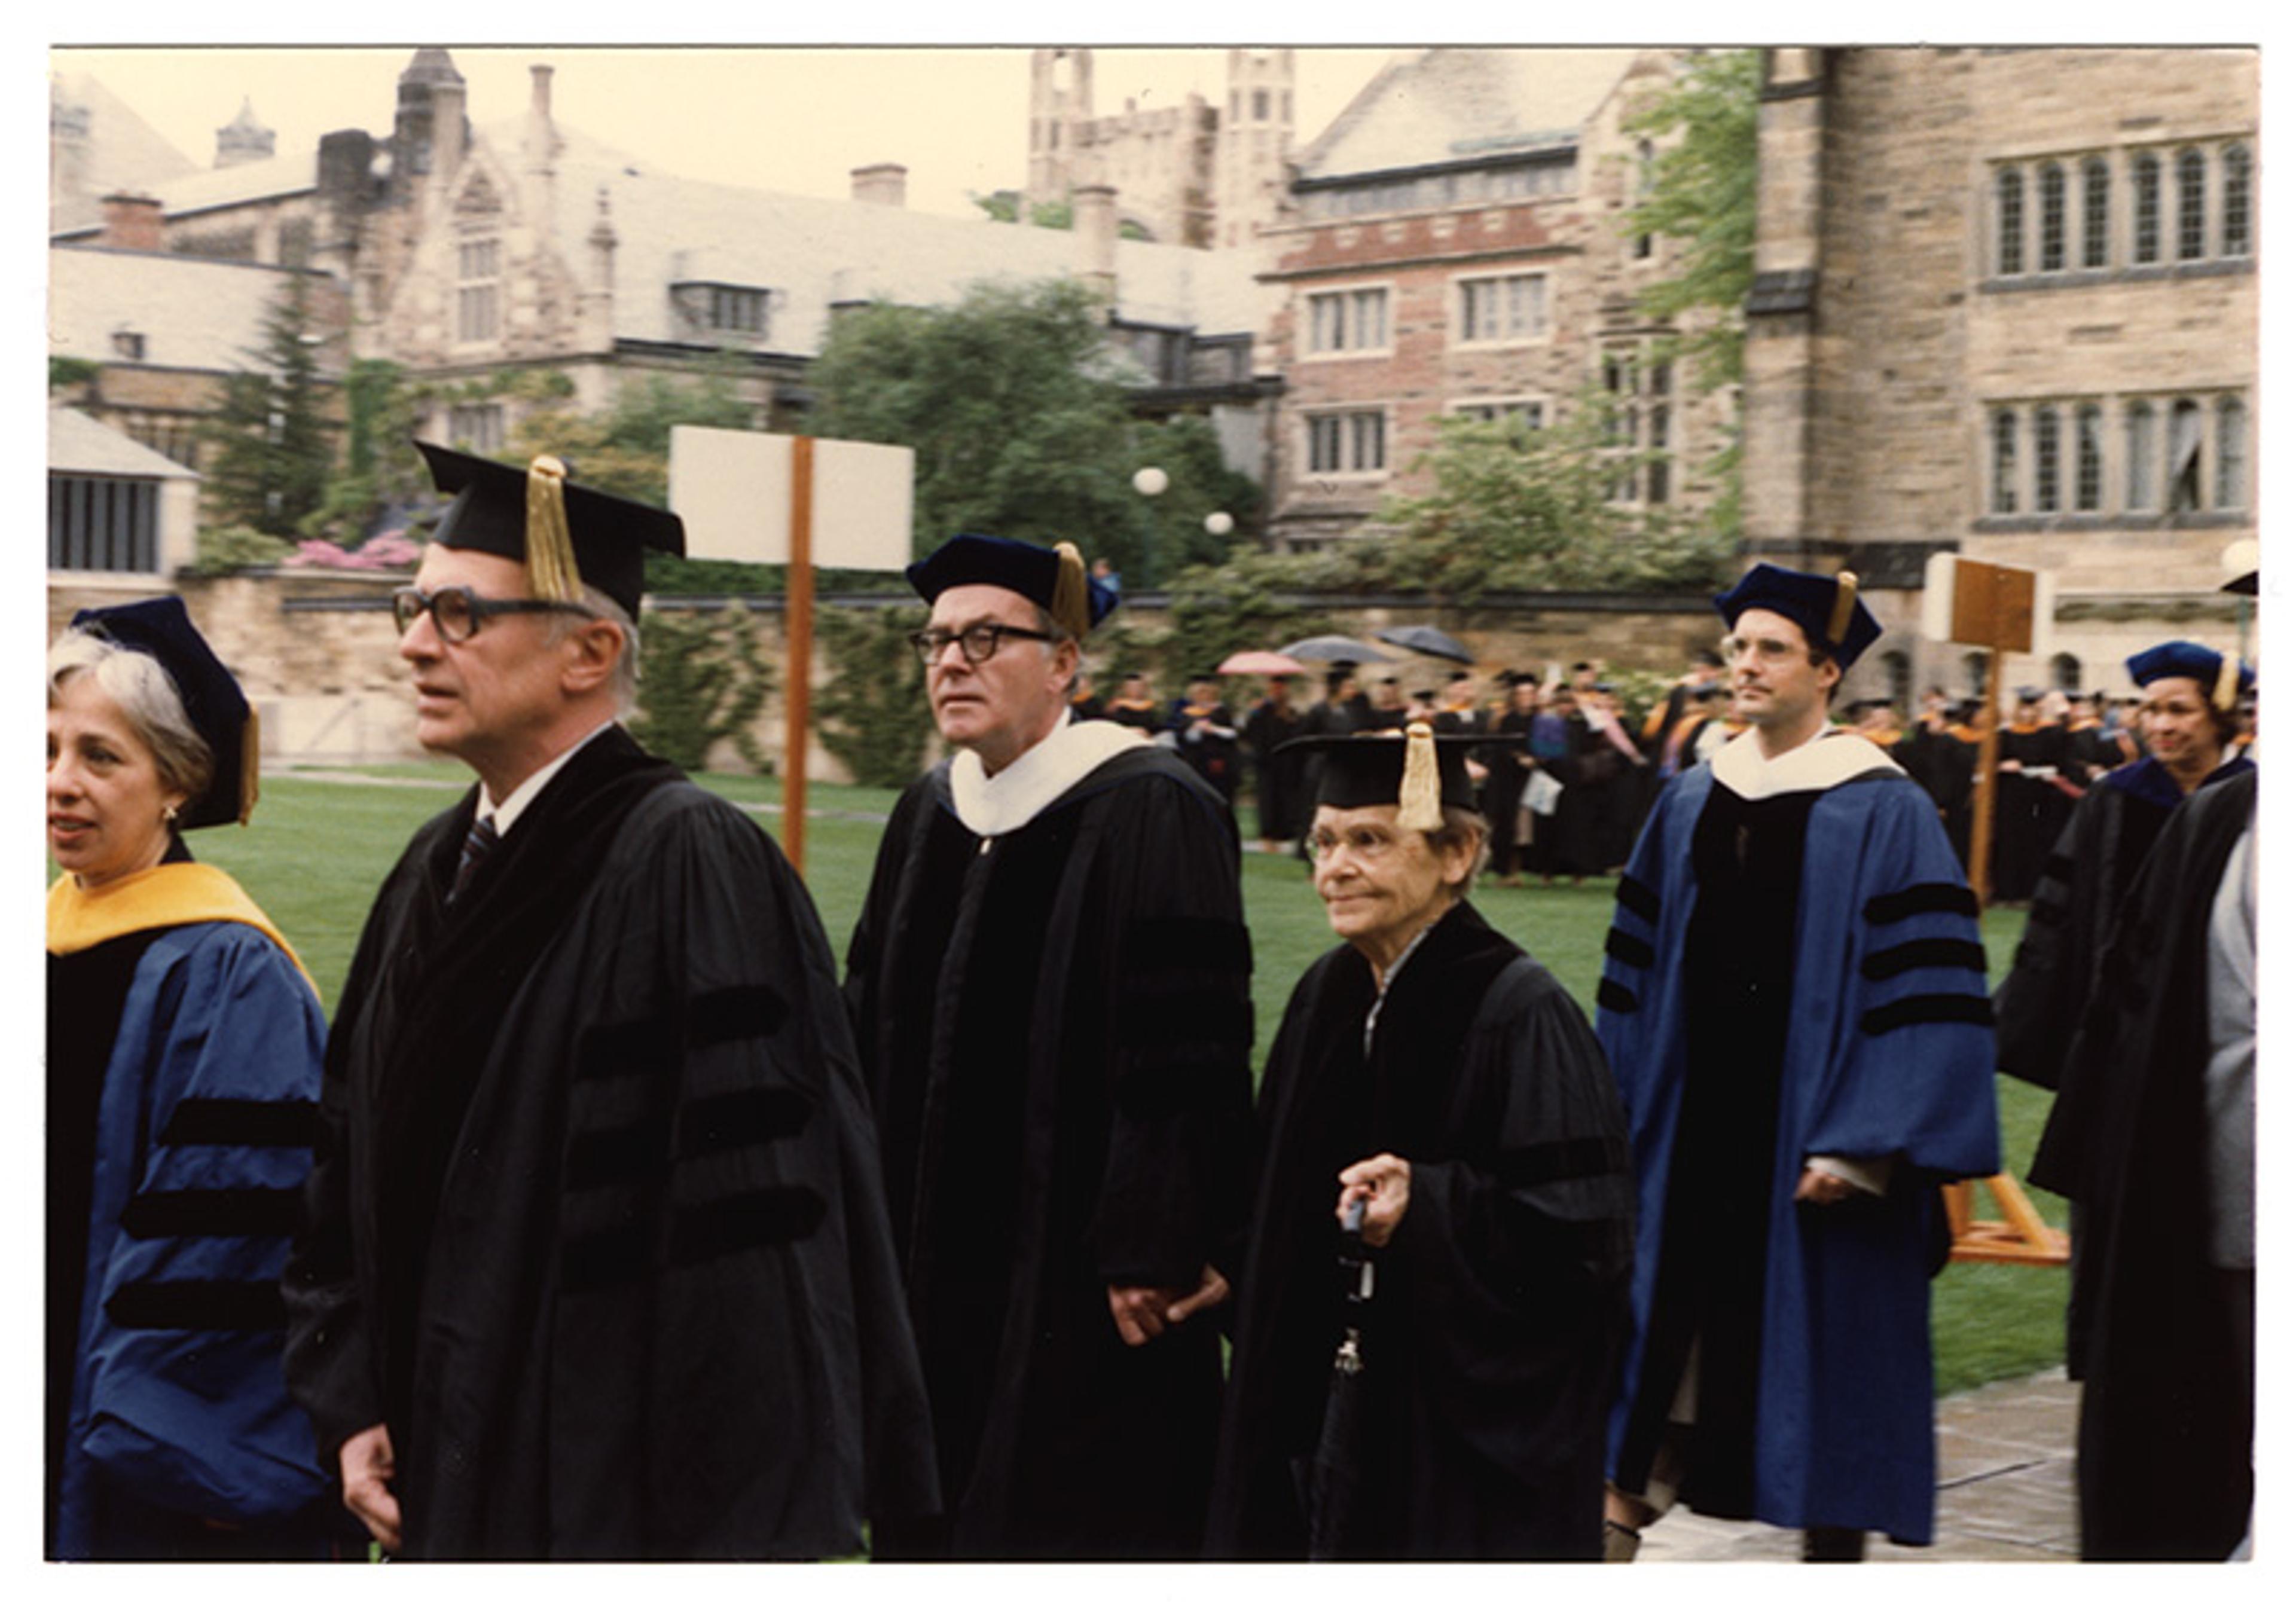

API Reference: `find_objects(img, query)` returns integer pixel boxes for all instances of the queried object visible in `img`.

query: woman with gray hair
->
[46,595,334,1559]
[1208,723,1636,1558]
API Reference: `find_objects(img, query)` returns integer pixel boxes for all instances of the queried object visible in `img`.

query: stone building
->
[1744,46,2258,705]
[1023,47,1296,250]
[1256,47,1735,551]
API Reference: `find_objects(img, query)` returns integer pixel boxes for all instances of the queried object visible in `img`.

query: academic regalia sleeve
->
[1593,772,1689,1131]
[80,922,330,1526]
[1992,792,2107,1090]
[545,793,936,1557]
[1387,959,1636,1480]
[1084,773,1257,1291]
[282,842,430,1468]
[1800,780,1999,1181]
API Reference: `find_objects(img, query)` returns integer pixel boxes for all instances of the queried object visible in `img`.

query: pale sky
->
[48,42,1409,221]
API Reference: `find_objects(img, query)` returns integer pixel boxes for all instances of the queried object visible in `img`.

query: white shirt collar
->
[948,713,1149,837]
[479,719,617,838]
[1709,722,1900,801]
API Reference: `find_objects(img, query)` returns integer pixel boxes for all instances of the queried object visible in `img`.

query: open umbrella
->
[1280,635,1396,664]
[1375,624,1476,664]
[1306,1198,1378,1561]
[1217,649,1309,676]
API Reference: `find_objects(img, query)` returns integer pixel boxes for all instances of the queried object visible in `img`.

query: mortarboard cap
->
[1280,722,1481,830]
[906,532,1119,638]
[417,439,685,617]
[1714,562,1882,668]
[2126,640,2254,711]
[70,595,256,830]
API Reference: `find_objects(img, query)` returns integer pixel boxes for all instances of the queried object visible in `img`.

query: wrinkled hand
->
[1338,1153,1412,1248]
[1108,1264,1231,1347]
[1794,1165,1857,1206]
[339,1422,402,1553]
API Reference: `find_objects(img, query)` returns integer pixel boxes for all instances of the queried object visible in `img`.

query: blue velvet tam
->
[2126,640,2254,707]
[905,533,1120,637]
[1712,562,1882,668]
[416,439,686,617]
[69,594,254,829]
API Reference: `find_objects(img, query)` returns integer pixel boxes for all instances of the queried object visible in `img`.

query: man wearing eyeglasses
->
[844,532,1254,1559]
[1592,564,1998,1562]
[282,442,935,1559]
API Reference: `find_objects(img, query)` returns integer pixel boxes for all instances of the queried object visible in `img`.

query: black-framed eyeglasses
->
[908,622,1061,667]
[392,586,596,644]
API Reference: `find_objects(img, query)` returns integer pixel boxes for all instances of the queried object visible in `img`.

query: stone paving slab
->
[1638,1369,2078,1563]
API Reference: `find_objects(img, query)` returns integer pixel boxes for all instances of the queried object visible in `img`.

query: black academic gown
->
[1243,697,1306,844]
[2048,770,2255,1560]
[1207,903,1635,1559]
[844,746,1256,1559]
[283,728,936,1559]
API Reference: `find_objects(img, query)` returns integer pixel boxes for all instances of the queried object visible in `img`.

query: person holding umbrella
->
[1207,724,1636,1559]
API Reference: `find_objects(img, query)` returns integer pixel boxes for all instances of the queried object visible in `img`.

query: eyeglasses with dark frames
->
[392,586,597,644]
[908,622,1061,667]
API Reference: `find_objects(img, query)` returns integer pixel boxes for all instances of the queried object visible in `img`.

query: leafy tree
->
[816,602,933,789]
[50,356,100,395]
[303,358,425,546]
[627,608,774,772]
[512,356,757,504]
[808,278,1238,585]
[1621,48,1761,396]
[200,273,337,539]
[1373,399,1736,598]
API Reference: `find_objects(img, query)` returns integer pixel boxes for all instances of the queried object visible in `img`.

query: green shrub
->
[817,603,932,790]
[629,608,774,772]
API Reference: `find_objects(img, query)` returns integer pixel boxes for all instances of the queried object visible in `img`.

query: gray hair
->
[546,584,642,716]
[47,628,214,811]
[1030,601,1084,697]
[1427,803,1492,893]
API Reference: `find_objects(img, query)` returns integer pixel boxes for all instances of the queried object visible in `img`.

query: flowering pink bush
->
[286,528,423,570]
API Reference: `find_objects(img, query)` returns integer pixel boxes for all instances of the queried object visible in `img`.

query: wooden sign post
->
[668,427,915,876]
[1919,552,2067,1266]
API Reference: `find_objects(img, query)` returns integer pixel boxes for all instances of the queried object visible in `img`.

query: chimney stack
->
[850,163,908,207]
[99,192,164,252]
[433,80,467,182]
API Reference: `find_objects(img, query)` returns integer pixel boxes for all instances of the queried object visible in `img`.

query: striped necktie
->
[449,815,500,904]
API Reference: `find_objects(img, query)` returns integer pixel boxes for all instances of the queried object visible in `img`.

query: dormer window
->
[456,237,500,344]
[111,327,146,361]
[671,280,773,340]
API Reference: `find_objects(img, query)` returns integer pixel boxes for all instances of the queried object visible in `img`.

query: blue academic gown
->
[1594,734,1999,1545]
[53,916,331,1558]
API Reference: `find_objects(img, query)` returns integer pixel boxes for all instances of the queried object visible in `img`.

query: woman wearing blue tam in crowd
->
[46,595,338,1559]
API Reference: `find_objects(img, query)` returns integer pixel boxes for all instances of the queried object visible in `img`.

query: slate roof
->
[492,120,1276,358]
[1294,47,1639,179]
[49,72,200,233]
[48,246,326,374]
[49,405,201,478]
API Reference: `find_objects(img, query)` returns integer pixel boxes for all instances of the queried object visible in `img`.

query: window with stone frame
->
[1995,167,2025,274]
[2222,144,2252,257]
[2081,157,2111,269]
[1599,349,1673,505]
[1303,285,1390,356]
[2033,405,2062,512]
[2075,404,2104,512]
[1990,409,2020,514]
[2175,148,2209,262]
[2215,396,2247,511]
[2132,152,2161,264]
[456,236,500,344]
[2168,397,2205,511]
[2125,400,2155,511]
[1633,139,1656,260]
[1305,408,1387,476]
[1454,397,1547,430]
[1454,270,1550,345]
[2039,163,2067,272]
[449,403,506,454]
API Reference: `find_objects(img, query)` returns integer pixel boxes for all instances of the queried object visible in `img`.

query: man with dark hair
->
[1594,564,1998,1561]
[845,533,1254,1559]
[283,445,934,1559]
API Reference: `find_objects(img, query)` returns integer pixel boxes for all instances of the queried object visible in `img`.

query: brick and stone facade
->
[1744,46,2258,705]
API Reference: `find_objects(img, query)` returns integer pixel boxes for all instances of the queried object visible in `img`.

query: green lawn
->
[148,765,2066,1395]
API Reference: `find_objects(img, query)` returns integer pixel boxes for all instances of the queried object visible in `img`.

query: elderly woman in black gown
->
[1208,723,1636,1559]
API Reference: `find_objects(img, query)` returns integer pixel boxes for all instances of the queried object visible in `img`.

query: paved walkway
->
[1639,1368,2080,1562]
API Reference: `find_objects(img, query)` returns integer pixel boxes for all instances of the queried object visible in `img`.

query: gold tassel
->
[1051,540,1091,638]
[2213,653,2242,712]
[238,708,261,825]
[1396,720,1442,832]
[524,455,583,604]
[1828,570,1860,648]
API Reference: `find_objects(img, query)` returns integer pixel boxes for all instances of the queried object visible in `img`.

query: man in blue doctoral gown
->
[1594,565,1998,1559]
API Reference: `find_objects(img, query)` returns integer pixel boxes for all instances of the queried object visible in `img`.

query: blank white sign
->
[668,426,915,571]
